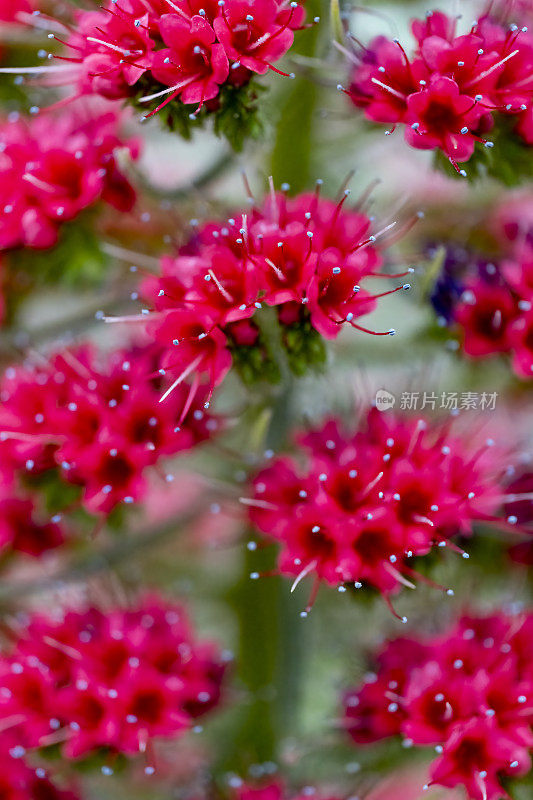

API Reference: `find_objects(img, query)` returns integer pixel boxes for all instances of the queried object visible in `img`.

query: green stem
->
[270,0,324,192]
[219,380,305,773]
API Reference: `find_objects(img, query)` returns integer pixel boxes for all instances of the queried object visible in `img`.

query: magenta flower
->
[405,76,485,162]
[0,495,65,557]
[0,737,79,800]
[131,186,410,406]
[428,202,533,378]
[0,340,220,518]
[212,0,296,76]
[454,281,518,357]
[0,107,139,251]
[344,8,533,174]
[244,407,513,612]
[0,595,228,762]
[342,610,533,800]
[151,15,229,107]
[9,0,314,129]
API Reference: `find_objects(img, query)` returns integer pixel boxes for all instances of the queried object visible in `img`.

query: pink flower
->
[0,340,220,520]
[213,0,295,75]
[348,36,423,124]
[428,228,533,379]
[0,495,65,556]
[0,107,138,252]
[0,595,228,761]
[431,718,531,800]
[16,0,309,118]
[151,15,229,111]
[405,76,484,162]
[245,406,508,610]
[73,2,154,98]
[342,609,533,800]
[135,186,406,405]
[454,281,518,357]
[0,738,78,800]
[345,8,533,170]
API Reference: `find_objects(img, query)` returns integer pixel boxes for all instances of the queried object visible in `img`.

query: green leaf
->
[8,211,110,292]
[131,78,267,151]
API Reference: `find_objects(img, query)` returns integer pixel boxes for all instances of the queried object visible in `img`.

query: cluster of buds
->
[0,340,219,556]
[244,406,519,614]
[0,106,138,251]
[429,192,533,378]
[343,8,533,178]
[343,609,533,800]
[11,0,317,146]
[0,594,228,764]
[130,184,412,405]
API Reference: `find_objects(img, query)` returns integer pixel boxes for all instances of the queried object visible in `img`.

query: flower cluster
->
[0,737,78,800]
[137,187,409,404]
[0,106,138,252]
[343,609,533,800]
[245,406,511,611]
[0,594,228,762]
[429,195,533,378]
[0,340,219,525]
[345,9,533,174]
[26,0,314,144]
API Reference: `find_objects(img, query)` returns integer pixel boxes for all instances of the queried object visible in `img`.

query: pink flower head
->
[151,15,229,110]
[0,340,220,518]
[0,107,138,252]
[71,2,155,99]
[0,595,228,761]
[245,406,511,612]
[345,8,533,172]
[212,0,295,75]
[405,76,484,162]
[342,609,533,800]
[135,185,409,407]
[19,0,310,121]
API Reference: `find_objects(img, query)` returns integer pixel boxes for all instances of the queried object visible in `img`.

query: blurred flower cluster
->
[0,594,227,761]
[0,340,219,557]
[343,610,533,800]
